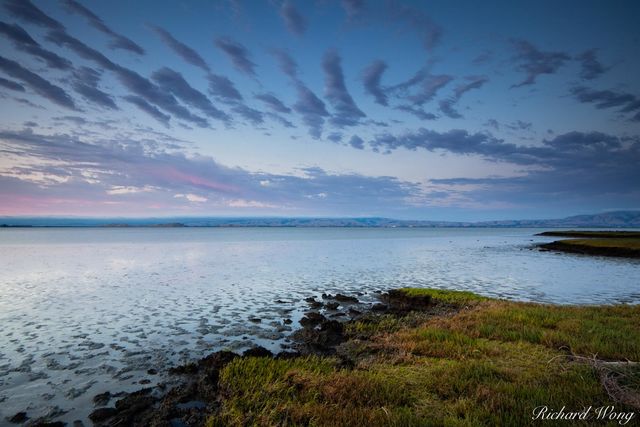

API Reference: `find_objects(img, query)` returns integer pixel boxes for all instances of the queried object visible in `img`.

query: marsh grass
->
[208,289,640,426]
[556,238,640,250]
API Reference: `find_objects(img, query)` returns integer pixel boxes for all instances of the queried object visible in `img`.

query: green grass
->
[207,289,640,426]
[396,287,489,305]
[430,301,640,361]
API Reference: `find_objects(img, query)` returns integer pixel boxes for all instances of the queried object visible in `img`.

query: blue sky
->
[0,0,639,220]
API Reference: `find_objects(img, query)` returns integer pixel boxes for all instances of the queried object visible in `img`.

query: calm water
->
[0,227,639,423]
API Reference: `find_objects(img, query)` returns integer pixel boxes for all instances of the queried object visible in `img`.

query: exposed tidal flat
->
[0,227,639,425]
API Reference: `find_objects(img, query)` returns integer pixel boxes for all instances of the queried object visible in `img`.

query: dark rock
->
[147,368,158,375]
[334,293,359,303]
[274,299,287,304]
[292,319,345,355]
[169,362,198,375]
[242,346,273,358]
[283,318,293,324]
[31,422,65,427]
[348,308,362,316]
[300,312,327,327]
[321,293,333,299]
[371,303,388,311]
[8,412,28,423]
[382,289,433,314]
[88,407,117,422]
[92,391,111,406]
[72,421,84,427]
[139,379,151,385]
[330,312,346,317]
[248,317,262,323]
[114,392,156,412]
[325,302,339,310]
[309,301,323,309]
[304,297,316,303]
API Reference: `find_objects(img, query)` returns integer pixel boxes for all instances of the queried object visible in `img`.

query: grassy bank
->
[208,289,640,426]
[539,237,640,259]
[537,231,640,239]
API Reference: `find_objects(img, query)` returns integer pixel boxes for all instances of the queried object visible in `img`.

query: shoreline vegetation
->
[537,231,640,259]
[21,288,638,426]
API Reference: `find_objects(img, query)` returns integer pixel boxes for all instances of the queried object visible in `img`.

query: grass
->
[554,238,640,250]
[395,287,488,306]
[539,233,640,258]
[537,231,640,238]
[207,289,640,426]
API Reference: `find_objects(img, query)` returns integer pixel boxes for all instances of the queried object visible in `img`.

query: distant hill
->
[473,211,640,228]
[1,211,639,228]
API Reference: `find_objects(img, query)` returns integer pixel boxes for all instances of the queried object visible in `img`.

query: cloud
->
[576,49,609,80]
[391,4,442,52]
[174,193,207,203]
[505,120,532,131]
[3,0,64,31]
[0,76,25,92]
[207,73,243,102]
[114,66,209,127]
[322,49,365,127]
[0,21,72,70]
[107,185,156,195]
[367,127,638,178]
[151,26,209,72]
[429,133,640,206]
[226,198,277,208]
[396,105,436,120]
[232,104,264,125]
[438,76,488,119]
[341,0,365,20]
[62,0,144,55]
[387,67,428,94]
[570,86,640,121]
[270,49,298,79]
[510,39,570,87]
[71,67,118,110]
[384,68,453,109]
[46,28,212,127]
[255,93,291,114]
[409,74,454,106]
[123,95,170,125]
[279,1,307,36]
[348,135,364,149]
[367,128,518,157]
[265,112,295,128]
[293,82,329,138]
[46,29,116,69]
[0,54,76,109]
[215,37,256,76]
[151,67,229,123]
[362,60,388,106]
[0,129,422,215]
[484,119,500,130]
[365,127,640,208]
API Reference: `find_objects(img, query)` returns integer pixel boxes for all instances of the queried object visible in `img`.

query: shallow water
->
[0,227,639,423]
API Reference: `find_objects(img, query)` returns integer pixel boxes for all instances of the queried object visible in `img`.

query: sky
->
[0,0,639,221]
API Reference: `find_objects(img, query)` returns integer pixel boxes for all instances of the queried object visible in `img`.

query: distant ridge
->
[1,211,639,228]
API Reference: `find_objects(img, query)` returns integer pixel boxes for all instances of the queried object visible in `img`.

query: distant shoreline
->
[3,224,640,229]
[1,210,639,228]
